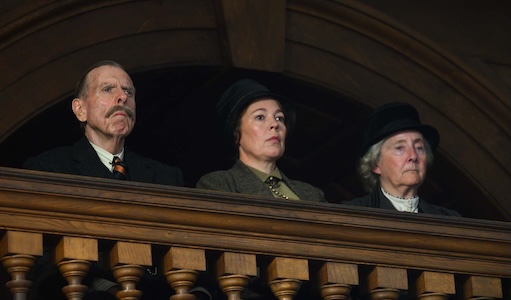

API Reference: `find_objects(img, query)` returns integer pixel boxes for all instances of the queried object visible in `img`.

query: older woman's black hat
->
[216,78,295,144]
[360,102,439,157]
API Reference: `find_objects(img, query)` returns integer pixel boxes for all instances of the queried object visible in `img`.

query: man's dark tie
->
[112,156,128,180]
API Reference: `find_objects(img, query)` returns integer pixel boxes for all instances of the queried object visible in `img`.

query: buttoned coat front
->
[196,160,325,202]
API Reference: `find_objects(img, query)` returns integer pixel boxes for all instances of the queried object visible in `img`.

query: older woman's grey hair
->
[358,136,435,192]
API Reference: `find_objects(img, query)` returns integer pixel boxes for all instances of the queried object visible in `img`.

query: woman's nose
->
[270,119,279,130]
[408,147,418,161]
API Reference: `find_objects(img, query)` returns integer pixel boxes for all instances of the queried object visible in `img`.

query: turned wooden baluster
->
[0,231,43,300]
[318,262,358,300]
[366,266,407,300]
[267,257,309,300]
[462,275,502,300]
[165,269,198,300]
[111,265,145,300]
[55,236,98,300]
[217,252,257,300]
[57,260,91,300]
[110,242,151,300]
[414,271,454,300]
[1,255,35,300]
[164,247,206,300]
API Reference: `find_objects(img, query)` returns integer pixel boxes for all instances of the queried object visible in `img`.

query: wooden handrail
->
[1,166,510,299]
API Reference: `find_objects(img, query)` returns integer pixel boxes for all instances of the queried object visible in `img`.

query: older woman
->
[343,102,460,216]
[196,79,325,202]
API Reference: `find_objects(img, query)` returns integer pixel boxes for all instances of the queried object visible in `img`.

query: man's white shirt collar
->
[89,142,124,172]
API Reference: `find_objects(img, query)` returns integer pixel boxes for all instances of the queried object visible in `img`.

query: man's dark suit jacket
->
[196,160,325,202]
[23,137,185,300]
[342,186,460,216]
[23,137,183,186]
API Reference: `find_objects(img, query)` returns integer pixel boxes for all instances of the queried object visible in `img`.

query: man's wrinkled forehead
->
[87,65,133,88]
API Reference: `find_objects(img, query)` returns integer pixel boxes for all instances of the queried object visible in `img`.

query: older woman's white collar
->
[381,188,419,213]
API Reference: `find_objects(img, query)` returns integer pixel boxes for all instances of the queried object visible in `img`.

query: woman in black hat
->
[342,102,460,216]
[196,79,325,202]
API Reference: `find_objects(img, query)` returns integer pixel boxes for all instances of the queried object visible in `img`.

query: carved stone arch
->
[0,0,509,220]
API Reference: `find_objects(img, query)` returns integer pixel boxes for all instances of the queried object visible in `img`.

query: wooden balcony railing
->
[0,167,509,300]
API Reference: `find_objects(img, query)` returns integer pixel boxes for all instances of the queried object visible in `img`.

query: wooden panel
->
[367,266,407,290]
[54,236,98,262]
[110,241,151,267]
[318,262,358,286]
[219,0,285,71]
[0,231,42,257]
[463,276,503,299]
[268,257,309,281]
[217,252,257,276]
[0,0,217,91]
[415,271,455,295]
[164,247,206,271]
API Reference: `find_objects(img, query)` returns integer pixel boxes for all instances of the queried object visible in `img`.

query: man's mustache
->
[106,105,135,120]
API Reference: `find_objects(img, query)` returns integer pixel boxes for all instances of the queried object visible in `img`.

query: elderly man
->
[23,60,187,300]
[24,60,183,185]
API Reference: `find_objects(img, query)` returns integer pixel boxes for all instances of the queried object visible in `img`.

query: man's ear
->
[72,98,87,122]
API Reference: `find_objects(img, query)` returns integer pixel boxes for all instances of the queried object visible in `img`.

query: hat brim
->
[359,123,439,157]
[222,90,295,143]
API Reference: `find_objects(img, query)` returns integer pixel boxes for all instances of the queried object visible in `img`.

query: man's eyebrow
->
[122,85,136,92]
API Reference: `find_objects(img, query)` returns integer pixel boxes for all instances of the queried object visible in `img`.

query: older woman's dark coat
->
[342,187,460,216]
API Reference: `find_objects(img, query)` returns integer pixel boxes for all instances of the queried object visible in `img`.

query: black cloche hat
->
[359,102,440,157]
[216,78,295,144]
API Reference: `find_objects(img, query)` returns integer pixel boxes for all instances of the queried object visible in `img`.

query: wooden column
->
[0,231,43,300]
[414,271,455,300]
[217,252,257,300]
[54,236,98,300]
[267,257,309,300]
[110,241,151,300]
[318,262,358,300]
[462,275,502,300]
[163,247,206,300]
[218,0,286,72]
[366,266,407,300]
